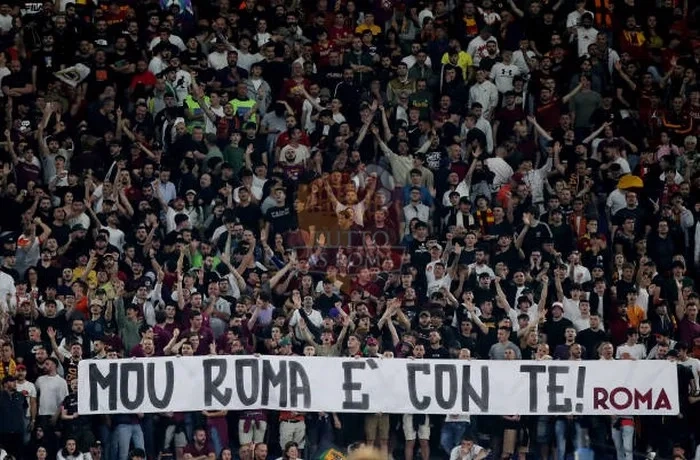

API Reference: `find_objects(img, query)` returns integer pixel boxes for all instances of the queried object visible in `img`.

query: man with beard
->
[324,174,377,228]
[278,128,310,180]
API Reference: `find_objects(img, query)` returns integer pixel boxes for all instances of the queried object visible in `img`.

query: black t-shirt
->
[409,238,430,272]
[15,339,50,368]
[181,50,205,69]
[613,207,648,235]
[3,70,33,105]
[492,246,521,270]
[425,346,450,359]
[154,106,186,131]
[36,312,68,341]
[494,106,526,144]
[62,357,80,385]
[265,205,297,235]
[31,49,63,87]
[544,316,574,348]
[520,222,553,256]
[2,70,31,90]
[319,64,344,93]
[108,50,138,82]
[235,202,263,235]
[85,65,116,101]
[261,60,290,100]
[49,222,71,247]
[677,364,693,413]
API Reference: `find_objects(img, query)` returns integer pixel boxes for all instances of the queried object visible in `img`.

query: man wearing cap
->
[15,363,36,440]
[544,302,575,349]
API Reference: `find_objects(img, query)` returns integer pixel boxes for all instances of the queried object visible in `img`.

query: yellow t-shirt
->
[355,24,382,36]
[72,267,98,288]
[441,51,473,80]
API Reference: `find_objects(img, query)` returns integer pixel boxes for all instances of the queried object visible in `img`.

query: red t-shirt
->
[130,71,157,90]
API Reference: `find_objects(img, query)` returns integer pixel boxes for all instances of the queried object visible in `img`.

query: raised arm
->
[527,115,553,142]
[537,275,549,313]
[323,178,340,208]
[582,121,610,144]
[561,81,584,104]
[494,276,512,311]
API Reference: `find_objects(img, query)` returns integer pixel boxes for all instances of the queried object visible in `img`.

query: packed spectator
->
[0,0,700,459]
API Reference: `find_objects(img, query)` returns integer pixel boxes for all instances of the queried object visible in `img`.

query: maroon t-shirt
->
[184,443,214,458]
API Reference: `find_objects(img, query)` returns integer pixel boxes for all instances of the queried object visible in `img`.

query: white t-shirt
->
[16,380,36,418]
[427,274,452,297]
[279,144,310,165]
[204,105,225,134]
[101,226,126,252]
[615,157,631,174]
[574,26,599,57]
[236,50,263,72]
[485,157,513,189]
[615,343,647,360]
[35,374,69,416]
[450,444,484,460]
[208,51,229,70]
[566,9,593,28]
[606,189,627,216]
[490,62,520,93]
[254,32,271,48]
[0,14,12,32]
[302,99,318,133]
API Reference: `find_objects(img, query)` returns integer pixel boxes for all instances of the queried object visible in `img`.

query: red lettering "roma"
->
[593,387,672,411]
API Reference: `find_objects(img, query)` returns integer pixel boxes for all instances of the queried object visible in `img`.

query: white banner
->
[54,64,91,88]
[77,356,679,416]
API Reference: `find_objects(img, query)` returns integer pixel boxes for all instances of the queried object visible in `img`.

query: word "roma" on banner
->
[77,356,679,416]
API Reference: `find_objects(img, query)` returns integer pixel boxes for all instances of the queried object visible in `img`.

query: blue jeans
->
[555,419,582,460]
[440,422,471,455]
[112,423,145,460]
[100,423,112,460]
[306,415,334,459]
[142,415,155,459]
[209,425,223,457]
[611,425,634,460]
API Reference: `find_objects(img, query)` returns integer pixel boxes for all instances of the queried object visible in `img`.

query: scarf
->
[475,209,494,234]
[241,410,267,432]
[569,213,587,238]
[456,211,474,229]
[0,359,16,381]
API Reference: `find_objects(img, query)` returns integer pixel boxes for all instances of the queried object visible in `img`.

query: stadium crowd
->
[0,0,700,459]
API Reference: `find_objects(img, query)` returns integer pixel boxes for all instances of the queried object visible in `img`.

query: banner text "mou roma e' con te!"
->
[77,356,679,416]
